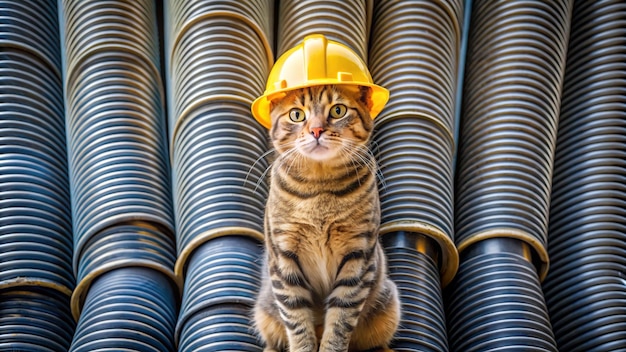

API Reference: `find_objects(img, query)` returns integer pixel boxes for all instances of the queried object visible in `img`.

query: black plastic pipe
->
[446,238,558,352]
[542,1,626,350]
[383,232,448,352]
[454,0,573,280]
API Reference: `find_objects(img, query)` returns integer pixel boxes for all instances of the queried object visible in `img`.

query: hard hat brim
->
[251,82,389,129]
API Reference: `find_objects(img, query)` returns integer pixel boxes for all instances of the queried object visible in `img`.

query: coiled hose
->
[60,0,178,349]
[449,1,573,350]
[0,1,75,350]
[542,1,626,351]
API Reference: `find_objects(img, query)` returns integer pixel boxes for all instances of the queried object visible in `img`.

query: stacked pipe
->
[542,1,626,351]
[60,0,178,350]
[449,1,572,350]
[166,0,273,349]
[368,0,463,350]
[0,1,75,350]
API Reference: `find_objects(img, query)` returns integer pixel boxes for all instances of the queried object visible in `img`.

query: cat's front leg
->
[269,253,318,351]
[319,250,373,352]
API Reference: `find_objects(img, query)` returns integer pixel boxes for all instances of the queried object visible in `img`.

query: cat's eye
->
[329,104,347,119]
[289,108,305,122]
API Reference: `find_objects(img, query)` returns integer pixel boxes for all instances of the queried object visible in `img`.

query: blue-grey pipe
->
[0,287,74,352]
[383,232,449,352]
[177,236,263,350]
[277,0,368,60]
[69,267,177,352]
[71,222,177,320]
[0,1,73,296]
[166,0,273,281]
[542,1,626,350]
[445,238,558,352]
[369,0,462,289]
[454,0,573,280]
[61,0,174,261]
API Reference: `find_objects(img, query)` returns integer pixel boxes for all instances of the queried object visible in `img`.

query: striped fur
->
[254,85,400,352]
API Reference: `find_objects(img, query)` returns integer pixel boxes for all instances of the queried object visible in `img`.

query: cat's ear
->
[270,99,278,112]
[359,86,373,111]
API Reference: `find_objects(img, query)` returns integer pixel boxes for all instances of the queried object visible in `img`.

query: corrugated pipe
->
[542,1,626,351]
[167,0,272,349]
[448,0,573,350]
[0,287,74,351]
[446,239,557,351]
[368,0,463,349]
[383,233,449,352]
[0,0,72,296]
[60,0,178,349]
[0,2,74,350]
[176,236,263,351]
[277,0,369,59]
[69,267,177,352]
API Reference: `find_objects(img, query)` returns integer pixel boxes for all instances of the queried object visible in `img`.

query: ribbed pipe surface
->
[167,0,272,276]
[542,1,626,350]
[446,239,558,352]
[62,0,173,256]
[178,304,262,352]
[0,1,73,295]
[0,1,62,76]
[71,223,177,319]
[177,236,262,348]
[69,267,177,352]
[455,0,573,262]
[369,0,462,285]
[383,233,448,352]
[172,101,268,272]
[168,0,273,65]
[277,0,368,60]
[370,0,461,132]
[0,287,74,352]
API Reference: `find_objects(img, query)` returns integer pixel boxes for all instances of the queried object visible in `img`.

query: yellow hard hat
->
[251,34,389,128]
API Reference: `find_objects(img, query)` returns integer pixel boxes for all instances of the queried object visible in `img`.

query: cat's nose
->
[310,127,324,139]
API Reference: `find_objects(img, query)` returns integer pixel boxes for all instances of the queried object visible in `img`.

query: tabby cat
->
[254,84,400,352]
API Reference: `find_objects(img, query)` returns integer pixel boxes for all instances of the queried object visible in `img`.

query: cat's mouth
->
[299,139,336,161]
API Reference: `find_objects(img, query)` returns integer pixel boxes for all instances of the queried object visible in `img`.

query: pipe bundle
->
[449,1,573,350]
[60,0,178,349]
[0,1,75,350]
[166,0,273,349]
[542,1,626,351]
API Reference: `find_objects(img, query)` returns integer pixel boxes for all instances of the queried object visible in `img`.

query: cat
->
[254,84,400,352]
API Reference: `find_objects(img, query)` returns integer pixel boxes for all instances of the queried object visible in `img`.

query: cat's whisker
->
[246,147,277,191]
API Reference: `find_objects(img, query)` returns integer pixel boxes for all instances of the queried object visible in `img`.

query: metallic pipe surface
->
[0,287,74,352]
[277,0,367,60]
[62,0,174,257]
[0,0,73,295]
[446,239,558,352]
[542,1,626,350]
[454,0,573,279]
[69,267,177,352]
[176,236,262,348]
[383,232,448,352]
